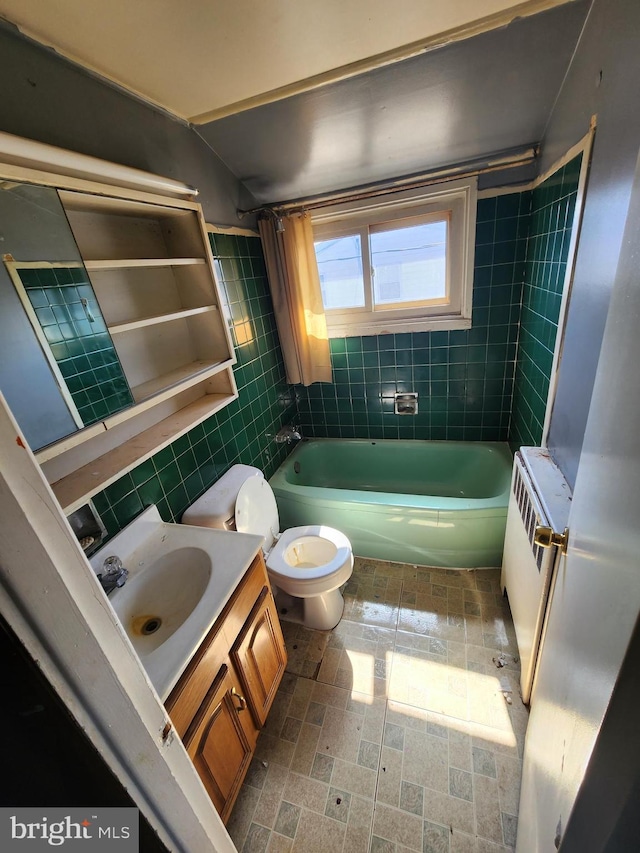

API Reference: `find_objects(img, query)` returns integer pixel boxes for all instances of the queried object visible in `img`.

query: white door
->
[516,152,640,849]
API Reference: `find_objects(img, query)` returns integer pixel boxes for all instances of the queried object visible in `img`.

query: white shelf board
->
[34,420,107,464]
[84,257,206,270]
[108,304,218,335]
[131,359,231,404]
[51,392,236,515]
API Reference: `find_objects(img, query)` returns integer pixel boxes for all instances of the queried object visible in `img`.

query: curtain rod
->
[238,145,538,218]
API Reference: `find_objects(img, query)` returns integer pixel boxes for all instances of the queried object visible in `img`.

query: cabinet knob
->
[231,687,247,711]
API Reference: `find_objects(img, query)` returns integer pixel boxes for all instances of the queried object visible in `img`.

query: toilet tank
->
[181,464,262,530]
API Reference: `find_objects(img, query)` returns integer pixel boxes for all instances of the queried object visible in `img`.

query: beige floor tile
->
[474,774,505,845]
[226,784,261,849]
[290,808,346,853]
[267,833,293,852]
[318,704,367,764]
[476,840,515,853]
[376,745,403,807]
[311,680,350,710]
[331,757,377,799]
[254,731,296,769]
[344,594,400,630]
[403,729,449,793]
[422,820,450,853]
[287,676,315,720]
[495,754,522,816]
[253,763,290,829]
[317,646,342,684]
[386,699,429,732]
[343,794,374,853]
[290,721,321,776]
[423,786,475,835]
[450,830,478,852]
[449,729,473,772]
[372,802,423,852]
[242,822,271,852]
[360,696,387,744]
[282,771,330,814]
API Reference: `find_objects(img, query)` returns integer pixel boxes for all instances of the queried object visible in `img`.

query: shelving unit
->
[32,185,238,512]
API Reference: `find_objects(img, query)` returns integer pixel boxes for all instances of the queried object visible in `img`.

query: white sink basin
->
[90,505,263,700]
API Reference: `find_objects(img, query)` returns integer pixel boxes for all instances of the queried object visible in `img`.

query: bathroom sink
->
[110,547,212,656]
[90,505,263,700]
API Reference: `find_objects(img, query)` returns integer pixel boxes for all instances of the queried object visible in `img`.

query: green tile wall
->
[296,193,531,441]
[20,266,133,424]
[509,155,582,447]
[90,233,297,540]
[86,167,581,542]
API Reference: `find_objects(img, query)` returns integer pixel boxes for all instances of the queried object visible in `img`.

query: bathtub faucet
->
[274,424,302,444]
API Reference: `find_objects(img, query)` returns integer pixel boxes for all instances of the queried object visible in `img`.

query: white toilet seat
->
[267,525,353,596]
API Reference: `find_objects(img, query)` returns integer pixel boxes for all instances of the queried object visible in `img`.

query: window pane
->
[370,219,447,307]
[314,235,365,310]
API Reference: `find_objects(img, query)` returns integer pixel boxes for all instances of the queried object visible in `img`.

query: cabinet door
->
[232,586,287,727]
[183,664,255,823]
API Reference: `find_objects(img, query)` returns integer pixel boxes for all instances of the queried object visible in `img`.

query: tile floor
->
[228,558,526,853]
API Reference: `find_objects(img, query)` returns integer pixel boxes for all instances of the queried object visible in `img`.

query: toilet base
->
[273,586,345,631]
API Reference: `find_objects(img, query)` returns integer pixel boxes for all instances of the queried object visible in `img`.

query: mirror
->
[0,182,132,451]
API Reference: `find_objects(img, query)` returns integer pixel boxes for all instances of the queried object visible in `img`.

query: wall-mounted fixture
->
[395,392,418,415]
[66,500,107,556]
[273,424,302,444]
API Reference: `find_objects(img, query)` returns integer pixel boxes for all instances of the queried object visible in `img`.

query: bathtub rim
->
[269,437,513,514]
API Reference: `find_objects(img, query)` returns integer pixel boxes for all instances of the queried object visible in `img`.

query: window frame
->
[312,178,477,337]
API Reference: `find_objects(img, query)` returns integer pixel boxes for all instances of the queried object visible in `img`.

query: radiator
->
[501,448,571,704]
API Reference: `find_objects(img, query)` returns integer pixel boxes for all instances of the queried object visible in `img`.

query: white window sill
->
[327,315,472,338]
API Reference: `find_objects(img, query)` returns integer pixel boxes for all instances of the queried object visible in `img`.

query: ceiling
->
[0,0,589,207]
[0,0,577,122]
[199,0,589,204]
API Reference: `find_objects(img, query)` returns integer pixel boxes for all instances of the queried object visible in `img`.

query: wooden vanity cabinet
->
[183,664,256,822]
[166,551,287,822]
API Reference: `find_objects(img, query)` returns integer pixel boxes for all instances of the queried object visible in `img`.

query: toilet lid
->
[235,476,280,550]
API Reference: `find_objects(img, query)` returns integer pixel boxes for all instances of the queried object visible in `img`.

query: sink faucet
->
[274,424,302,444]
[97,555,129,596]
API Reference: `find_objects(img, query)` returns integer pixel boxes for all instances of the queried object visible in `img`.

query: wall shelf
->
[130,359,231,404]
[108,305,218,335]
[84,257,206,270]
[51,390,237,515]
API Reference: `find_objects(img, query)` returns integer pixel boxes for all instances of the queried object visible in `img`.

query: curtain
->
[258,211,332,386]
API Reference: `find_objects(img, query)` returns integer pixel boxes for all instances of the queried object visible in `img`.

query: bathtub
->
[269,439,513,569]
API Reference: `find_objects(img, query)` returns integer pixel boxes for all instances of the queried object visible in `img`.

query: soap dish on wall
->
[395,392,418,415]
[67,500,107,557]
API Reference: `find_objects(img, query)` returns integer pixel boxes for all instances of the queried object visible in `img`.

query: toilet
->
[181,464,353,630]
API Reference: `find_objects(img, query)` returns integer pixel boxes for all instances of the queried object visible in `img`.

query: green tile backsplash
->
[91,233,297,540]
[296,192,531,442]
[20,265,133,425]
[509,155,581,447]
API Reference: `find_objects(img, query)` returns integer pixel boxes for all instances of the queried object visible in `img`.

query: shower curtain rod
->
[238,145,538,218]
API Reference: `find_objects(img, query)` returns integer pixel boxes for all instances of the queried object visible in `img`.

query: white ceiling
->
[0,0,574,122]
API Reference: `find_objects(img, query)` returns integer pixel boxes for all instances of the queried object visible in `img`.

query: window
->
[312,179,477,337]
